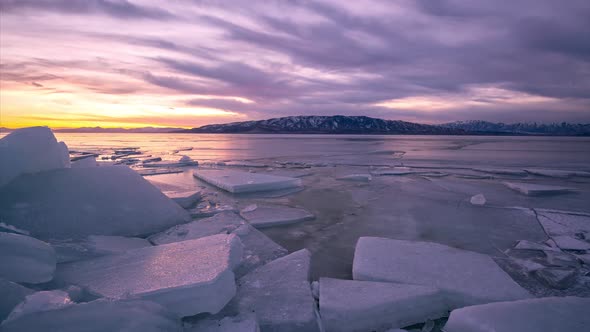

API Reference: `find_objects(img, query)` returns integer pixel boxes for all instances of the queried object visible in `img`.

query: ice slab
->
[469,194,486,206]
[149,212,288,277]
[71,156,98,168]
[164,190,202,209]
[143,156,198,168]
[513,240,559,252]
[551,235,590,250]
[0,127,70,187]
[471,167,527,176]
[0,299,182,332]
[0,232,56,284]
[56,234,243,317]
[534,267,577,289]
[524,168,590,178]
[0,279,34,322]
[225,161,268,168]
[444,297,590,332]
[503,182,574,196]
[240,205,315,228]
[5,290,73,322]
[319,278,448,332]
[352,237,531,308]
[372,167,419,176]
[535,211,590,238]
[337,174,372,182]
[193,169,302,193]
[0,166,191,239]
[52,235,152,263]
[187,316,259,332]
[223,249,319,332]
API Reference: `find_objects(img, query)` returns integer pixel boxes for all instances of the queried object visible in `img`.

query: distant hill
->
[52,127,183,133]
[440,120,590,136]
[179,115,466,135]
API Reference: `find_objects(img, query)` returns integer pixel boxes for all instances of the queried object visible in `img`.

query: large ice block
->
[56,234,243,317]
[149,212,287,277]
[240,205,315,228]
[0,232,56,283]
[0,299,182,332]
[352,237,531,308]
[0,127,70,187]
[503,182,574,196]
[224,249,320,332]
[0,166,191,239]
[444,297,590,332]
[0,279,34,322]
[193,169,302,193]
[319,278,448,332]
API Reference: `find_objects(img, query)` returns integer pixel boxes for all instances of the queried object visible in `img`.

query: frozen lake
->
[51,133,590,296]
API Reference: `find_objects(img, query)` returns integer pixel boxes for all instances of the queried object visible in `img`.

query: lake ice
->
[1,129,589,330]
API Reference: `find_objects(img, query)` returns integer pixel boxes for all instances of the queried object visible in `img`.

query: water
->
[27,133,590,295]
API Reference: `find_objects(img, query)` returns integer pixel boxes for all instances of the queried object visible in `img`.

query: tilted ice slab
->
[0,299,182,332]
[164,190,202,209]
[0,127,70,187]
[353,238,531,308]
[0,166,190,239]
[0,232,56,284]
[319,278,448,332]
[535,211,590,238]
[0,279,34,322]
[503,182,575,196]
[193,169,302,193]
[56,234,243,317]
[223,249,320,332]
[444,297,590,332]
[524,168,590,178]
[240,205,315,228]
[149,212,287,277]
[551,235,590,250]
[51,235,152,263]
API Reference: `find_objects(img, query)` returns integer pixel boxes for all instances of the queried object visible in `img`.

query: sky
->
[1,0,589,129]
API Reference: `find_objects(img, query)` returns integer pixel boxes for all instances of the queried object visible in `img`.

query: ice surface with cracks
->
[353,237,531,308]
[56,234,243,317]
[444,297,590,332]
[319,278,448,332]
[0,299,182,332]
[193,169,302,193]
[503,182,575,196]
[0,127,70,187]
[0,166,190,239]
[240,205,315,228]
[0,232,56,284]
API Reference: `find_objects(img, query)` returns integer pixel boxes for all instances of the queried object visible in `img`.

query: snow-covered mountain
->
[181,115,466,135]
[440,120,590,136]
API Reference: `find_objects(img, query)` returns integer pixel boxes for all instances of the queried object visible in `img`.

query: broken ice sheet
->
[240,205,315,228]
[503,181,575,196]
[193,169,302,193]
[55,234,242,317]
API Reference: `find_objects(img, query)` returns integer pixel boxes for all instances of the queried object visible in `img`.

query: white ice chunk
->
[337,174,372,182]
[0,166,191,239]
[444,297,590,332]
[469,194,486,206]
[0,127,70,187]
[524,168,590,178]
[0,232,56,284]
[240,205,315,228]
[551,235,590,250]
[193,169,302,193]
[0,299,182,332]
[353,237,531,308]
[5,290,73,322]
[55,234,242,317]
[319,278,448,332]
[535,211,590,238]
[0,279,33,322]
[164,190,202,209]
[187,316,259,332]
[224,249,320,332]
[71,156,98,168]
[503,182,575,196]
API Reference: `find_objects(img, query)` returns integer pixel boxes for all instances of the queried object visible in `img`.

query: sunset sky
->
[1,0,589,129]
